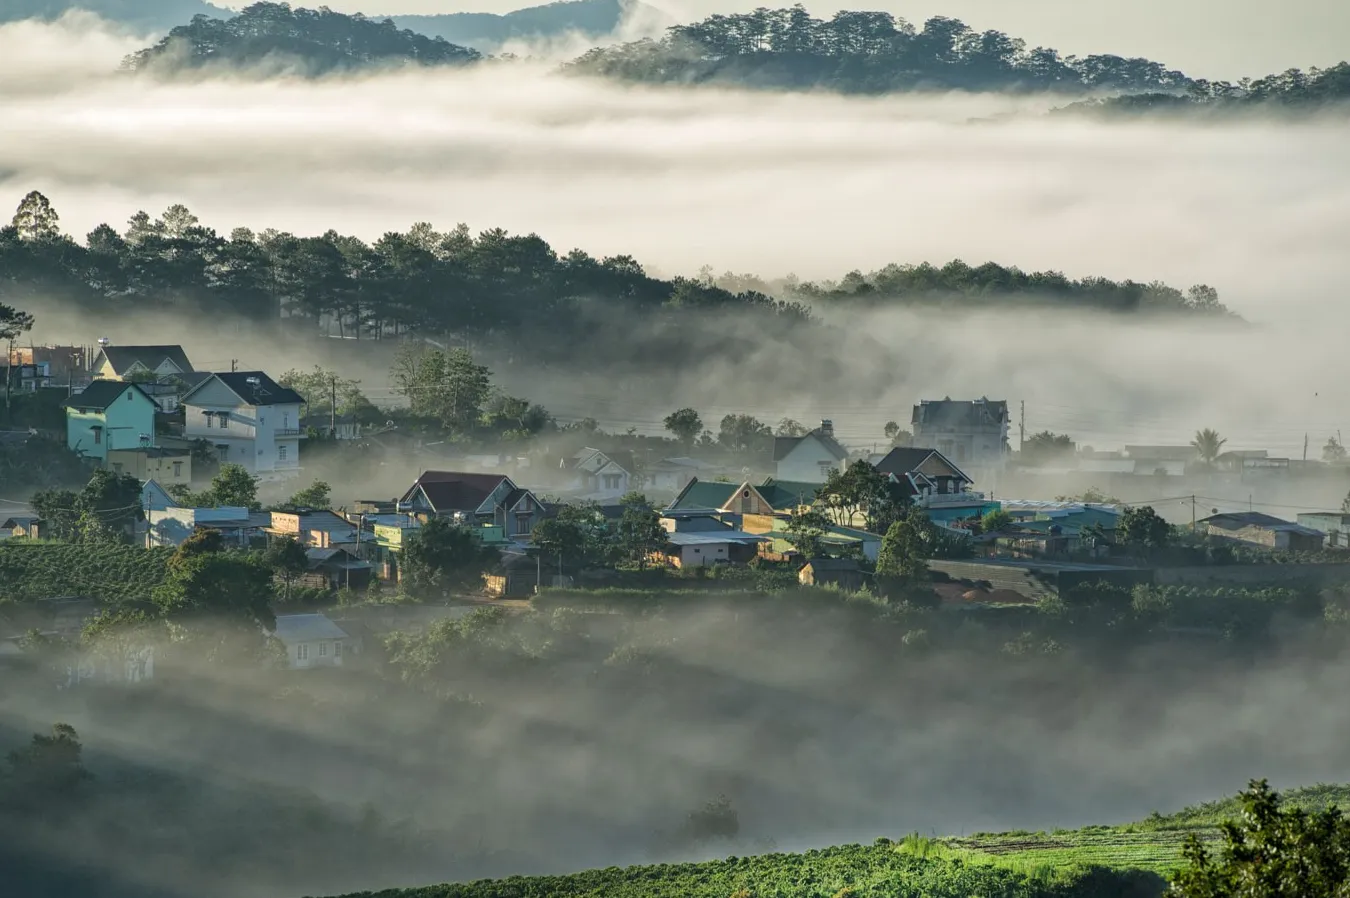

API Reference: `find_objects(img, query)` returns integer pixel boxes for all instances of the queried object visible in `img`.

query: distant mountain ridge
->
[393,0,668,52]
[0,0,232,32]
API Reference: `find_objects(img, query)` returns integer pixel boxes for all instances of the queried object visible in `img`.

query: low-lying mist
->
[3,17,1348,457]
[4,595,1350,898]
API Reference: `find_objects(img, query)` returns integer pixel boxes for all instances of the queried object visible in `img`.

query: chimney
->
[820,419,834,438]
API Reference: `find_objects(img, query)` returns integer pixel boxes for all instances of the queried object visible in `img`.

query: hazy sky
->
[318,0,1350,82]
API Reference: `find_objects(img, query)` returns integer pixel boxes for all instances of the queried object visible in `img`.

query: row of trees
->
[0,192,811,348]
[1068,62,1350,113]
[568,5,1193,94]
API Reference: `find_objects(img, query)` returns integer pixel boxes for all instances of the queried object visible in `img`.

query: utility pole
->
[330,375,337,438]
[1304,433,1309,462]
[1018,400,1025,453]
[230,359,238,373]
[1191,495,1196,532]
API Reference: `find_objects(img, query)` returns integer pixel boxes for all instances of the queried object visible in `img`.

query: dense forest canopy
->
[566,4,1194,94]
[0,191,1231,359]
[121,2,482,74]
[1062,62,1350,113]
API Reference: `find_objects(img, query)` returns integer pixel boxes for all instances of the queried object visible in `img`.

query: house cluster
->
[60,344,312,483]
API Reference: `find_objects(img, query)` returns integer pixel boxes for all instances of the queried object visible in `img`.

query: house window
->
[217,413,229,431]
[318,642,328,657]
[93,427,102,445]
[204,413,212,429]
[333,641,343,655]
[173,461,183,477]
[297,644,308,661]
[278,445,288,462]
[603,474,622,490]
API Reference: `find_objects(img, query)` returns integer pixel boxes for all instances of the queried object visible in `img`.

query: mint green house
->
[63,380,157,462]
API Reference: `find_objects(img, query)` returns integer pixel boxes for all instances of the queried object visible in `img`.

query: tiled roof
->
[100,345,193,375]
[209,372,307,407]
[773,430,849,462]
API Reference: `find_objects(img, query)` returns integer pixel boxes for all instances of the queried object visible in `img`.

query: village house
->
[557,447,634,500]
[0,515,41,540]
[0,361,53,393]
[911,398,1010,472]
[741,514,882,562]
[873,446,998,525]
[1297,512,1350,548]
[181,371,305,478]
[483,552,540,598]
[1199,512,1325,552]
[798,557,867,591]
[147,506,270,548]
[773,420,850,483]
[301,547,373,591]
[654,526,765,568]
[107,446,192,486]
[398,471,545,539]
[90,344,195,382]
[63,380,158,462]
[273,613,360,669]
[645,457,723,494]
[266,509,359,548]
[668,478,820,516]
[300,412,363,440]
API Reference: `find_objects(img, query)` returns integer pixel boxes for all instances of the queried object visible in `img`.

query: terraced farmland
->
[949,826,1217,875]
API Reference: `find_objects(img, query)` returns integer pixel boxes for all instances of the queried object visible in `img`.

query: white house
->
[146,506,270,547]
[274,613,359,669]
[180,371,305,479]
[91,344,194,381]
[561,447,633,500]
[773,420,850,483]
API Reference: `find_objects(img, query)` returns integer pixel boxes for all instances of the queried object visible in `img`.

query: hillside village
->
[5,340,1350,678]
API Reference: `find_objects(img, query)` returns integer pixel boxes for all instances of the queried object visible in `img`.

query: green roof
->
[756,478,820,510]
[669,479,740,510]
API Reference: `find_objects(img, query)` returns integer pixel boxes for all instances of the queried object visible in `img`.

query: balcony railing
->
[922,491,988,507]
[275,428,304,437]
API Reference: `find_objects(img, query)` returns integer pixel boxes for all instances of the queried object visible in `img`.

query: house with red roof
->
[398,471,546,540]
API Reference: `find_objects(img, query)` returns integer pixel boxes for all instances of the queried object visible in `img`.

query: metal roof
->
[666,530,765,546]
[273,613,350,644]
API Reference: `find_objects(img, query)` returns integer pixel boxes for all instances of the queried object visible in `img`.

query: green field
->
[322,784,1350,898]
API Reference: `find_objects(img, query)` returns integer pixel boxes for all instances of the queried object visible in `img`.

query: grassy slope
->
[323,784,1350,898]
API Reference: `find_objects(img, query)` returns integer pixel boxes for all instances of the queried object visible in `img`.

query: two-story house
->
[773,420,850,483]
[398,471,545,539]
[873,445,998,525]
[911,398,1010,472]
[63,380,158,462]
[180,372,305,478]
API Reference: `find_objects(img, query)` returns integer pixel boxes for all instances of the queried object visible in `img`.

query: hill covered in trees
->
[121,2,481,74]
[0,190,1232,355]
[1060,62,1350,115]
[565,4,1194,94]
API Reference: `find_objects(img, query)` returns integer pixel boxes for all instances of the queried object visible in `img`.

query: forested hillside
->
[1062,62,1350,114]
[0,190,1231,365]
[566,4,1192,94]
[121,2,481,74]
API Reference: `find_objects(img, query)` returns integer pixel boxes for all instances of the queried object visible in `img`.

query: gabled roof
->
[912,398,1009,428]
[63,379,155,412]
[874,447,971,483]
[756,479,820,511]
[668,479,741,511]
[400,471,511,513]
[1,515,39,529]
[804,557,862,572]
[773,429,849,462]
[182,371,306,408]
[273,613,349,644]
[666,530,765,546]
[98,345,193,376]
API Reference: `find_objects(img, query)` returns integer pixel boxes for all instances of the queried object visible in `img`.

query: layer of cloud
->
[2,18,1349,469]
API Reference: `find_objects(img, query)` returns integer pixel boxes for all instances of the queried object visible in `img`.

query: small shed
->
[798,557,867,591]
[1199,512,1325,552]
[303,547,373,591]
[483,552,538,598]
[274,613,358,669]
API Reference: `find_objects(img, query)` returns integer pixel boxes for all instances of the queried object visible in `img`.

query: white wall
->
[680,542,729,567]
[777,437,842,484]
[289,638,348,669]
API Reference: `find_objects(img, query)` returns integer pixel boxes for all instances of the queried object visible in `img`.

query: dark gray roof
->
[804,557,862,572]
[874,446,971,482]
[912,398,1009,428]
[100,344,193,375]
[63,379,154,411]
[198,372,306,407]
